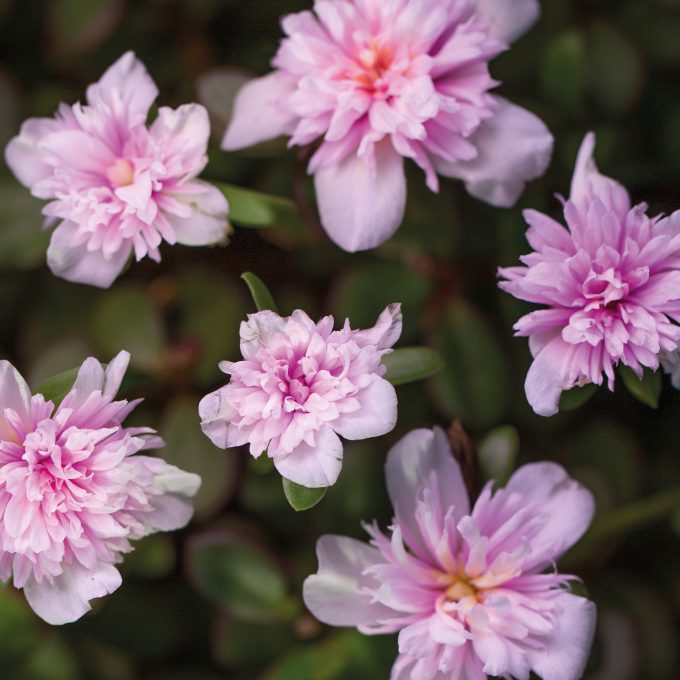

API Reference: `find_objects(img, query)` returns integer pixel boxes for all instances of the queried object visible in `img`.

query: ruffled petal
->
[436,97,553,208]
[314,141,406,251]
[332,377,397,440]
[475,0,540,44]
[221,72,298,150]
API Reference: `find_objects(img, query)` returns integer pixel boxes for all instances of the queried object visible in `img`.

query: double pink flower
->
[5,52,229,288]
[223,0,553,251]
[500,133,680,415]
[304,428,596,680]
[0,351,200,624]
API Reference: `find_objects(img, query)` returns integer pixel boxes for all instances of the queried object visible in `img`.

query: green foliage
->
[382,346,444,386]
[241,271,279,313]
[35,367,79,406]
[618,365,662,409]
[282,478,327,511]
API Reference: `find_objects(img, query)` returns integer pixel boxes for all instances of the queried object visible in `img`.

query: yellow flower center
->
[106,158,135,187]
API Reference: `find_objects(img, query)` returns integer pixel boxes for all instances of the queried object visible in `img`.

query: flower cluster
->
[499,133,680,415]
[5,52,230,288]
[223,0,553,251]
[0,351,200,624]
[304,428,597,680]
[200,305,401,488]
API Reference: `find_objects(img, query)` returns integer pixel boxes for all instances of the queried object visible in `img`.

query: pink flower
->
[304,428,596,680]
[499,133,680,416]
[5,52,229,288]
[222,0,553,252]
[199,304,401,488]
[0,351,200,625]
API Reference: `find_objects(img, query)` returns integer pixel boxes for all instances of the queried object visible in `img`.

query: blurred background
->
[0,0,679,678]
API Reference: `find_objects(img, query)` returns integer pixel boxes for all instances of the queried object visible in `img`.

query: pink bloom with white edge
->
[304,428,597,680]
[0,351,200,625]
[199,304,401,488]
[4,52,229,288]
[222,0,553,252]
[499,133,680,416]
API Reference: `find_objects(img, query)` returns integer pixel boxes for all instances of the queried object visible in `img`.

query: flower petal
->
[436,97,553,208]
[475,0,541,44]
[221,72,298,151]
[273,425,343,487]
[86,51,158,125]
[385,428,470,554]
[0,361,32,439]
[4,117,59,188]
[528,593,597,680]
[332,377,397,440]
[164,181,230,246]
[23,562,122,625]
[303,534,394,630]
[314,141,406,251]
[504,462,595,569]
[47,220,132,289]
[354,303,403,350]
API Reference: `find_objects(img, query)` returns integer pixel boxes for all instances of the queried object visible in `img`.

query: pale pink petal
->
[150,104,210,175]
[504,462,596,570]
[4,118,59,188]
[524,335,577,417]
[528,593,597,680]
[102,351,131,398]
[353,303,403,349]
[47,221,132,289]
[436,97,553,208]
[273,425,343,488]
[23,562,122,625]
[569,132,630,215]
[385,428,469,552]
[332,377,397,440]
[303,535,395,630]
[199,387,241,450]
[86,51,158,124]
[163,181,229,246]
[0,361,33,439]
[314,141,406,251]
[475,0,541,44]
[221,72,298,150]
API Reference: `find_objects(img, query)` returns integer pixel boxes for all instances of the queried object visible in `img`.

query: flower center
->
[583,267,629,306]
[444,572,478,603]
[353,39,395,91]
[106,158,135,187]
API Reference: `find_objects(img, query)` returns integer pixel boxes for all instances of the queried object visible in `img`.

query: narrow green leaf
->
[35,367,79,407]
[282,478,327,512]
[241,272,278,313]
[618,365,662,409]
[215,182,303,230]
[382,347,444,386]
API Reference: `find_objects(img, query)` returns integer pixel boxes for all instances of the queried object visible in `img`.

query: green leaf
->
[89,285,165,374]
[282,478,327,512]
[540,30,588,116]
[241,272,278,313]
[477,425,519,486]
[618,365,662,409]
[382,347,444,386]
[559,383,598,411]
[35,367,79,407]
[188,532,296,623]
[160,397,238,519]
[0,184,51,271]
[430,301,509,429]
[47,0,124,54]
[216,182,304,230]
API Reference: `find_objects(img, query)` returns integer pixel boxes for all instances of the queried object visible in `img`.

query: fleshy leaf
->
[282,478,327,512]
[382,347,444,386]
[215,182,304,231]
[241,272,278,313]
[187,531,297,623]
[618,365,661,409]
[559,383,598,411]
[35,367,79,407]
[477,425,519,486]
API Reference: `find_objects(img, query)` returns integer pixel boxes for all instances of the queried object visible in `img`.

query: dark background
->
[0,1,679,678]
